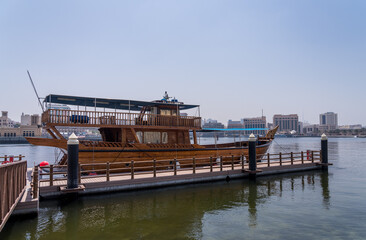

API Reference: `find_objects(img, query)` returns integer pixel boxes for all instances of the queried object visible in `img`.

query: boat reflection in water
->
[1,171,331,239]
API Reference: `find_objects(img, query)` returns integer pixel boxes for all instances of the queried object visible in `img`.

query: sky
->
[1,0,365,125]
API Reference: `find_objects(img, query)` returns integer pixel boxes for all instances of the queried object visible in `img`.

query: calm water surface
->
[0,138,365,240]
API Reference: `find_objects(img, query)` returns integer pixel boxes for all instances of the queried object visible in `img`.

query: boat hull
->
[26,137,272,171]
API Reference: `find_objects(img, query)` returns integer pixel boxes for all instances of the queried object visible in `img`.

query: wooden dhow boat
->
[26,92,278,170]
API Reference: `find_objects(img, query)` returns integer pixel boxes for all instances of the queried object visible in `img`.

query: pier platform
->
[13,169,39,216]
[38,154,322,199]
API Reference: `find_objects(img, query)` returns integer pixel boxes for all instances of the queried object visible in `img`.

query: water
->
[1,138,365,239]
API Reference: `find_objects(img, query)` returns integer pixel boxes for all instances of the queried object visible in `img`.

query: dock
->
[37,150,324,198]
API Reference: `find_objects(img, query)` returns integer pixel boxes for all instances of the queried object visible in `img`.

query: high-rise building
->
[242,116,266,135]
[273,114,299,133]
[319,112,338,130]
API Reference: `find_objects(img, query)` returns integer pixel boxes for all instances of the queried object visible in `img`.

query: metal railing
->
[42,109,201,129]
[0,160,27,231]
[38,150,321,185]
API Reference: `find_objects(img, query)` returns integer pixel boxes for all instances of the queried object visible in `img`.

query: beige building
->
[242,116,266,135]
[0,111,42,137]
[319,112,338,130]
[273,114,299,133]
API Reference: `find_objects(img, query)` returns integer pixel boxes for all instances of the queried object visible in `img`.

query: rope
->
[272,139,291,153]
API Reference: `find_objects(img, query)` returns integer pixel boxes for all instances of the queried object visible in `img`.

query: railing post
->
[131,160,134,179]
[78,164,81,184]
[241,155,244,170]
[193,157,196,174]
[267,153,270,167]
[4,155,7,162]
[321,134,328,170]
[50,165,54,186]
[279,152,282,166]
[301,151,304,164]
[33,166,38,199]
[106,162,110,181]
[220,156,223,171]
[311,151,314,163]
[174,159,177,176]
[19,154,22,161]
[291,152,294,165]
[210,156,213,172]
[153,159,156,177]
[231,155,234,170]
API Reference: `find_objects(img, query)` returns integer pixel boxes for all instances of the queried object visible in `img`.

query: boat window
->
[136,131,143,143]
[171,109,177,116]
[162,132,168,144]
[144,132,161,144]
[160,109,171,116]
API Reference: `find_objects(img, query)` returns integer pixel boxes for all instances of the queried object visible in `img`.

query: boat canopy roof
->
[43,94,199,111]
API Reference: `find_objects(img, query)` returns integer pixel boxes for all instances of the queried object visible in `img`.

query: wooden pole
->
[50,165,53,186]
[210,157,213,172]
[241,155,244,170]
[301,151,304,164]
[153,159,156,177]
[106,162,110,181]
[220,156,223,171]
[174,159,177,176]
[267,153,270,167]
[131,160,134,179]
[193,157,196,174]
[279,152,282,166]
[291,152,294,165]
[231,155,234,170]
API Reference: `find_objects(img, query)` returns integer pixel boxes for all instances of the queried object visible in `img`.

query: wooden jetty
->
[37,150,324,198]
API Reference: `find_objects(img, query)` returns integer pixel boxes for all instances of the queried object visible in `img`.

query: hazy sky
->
[1,0,365,125]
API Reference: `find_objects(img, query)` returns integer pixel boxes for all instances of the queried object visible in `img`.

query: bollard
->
[67,133,79,189]
[248,133,257,172]
[321,133,328,170]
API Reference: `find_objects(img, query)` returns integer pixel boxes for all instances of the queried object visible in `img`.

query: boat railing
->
[37,150,321,185]
[42,109,201,129]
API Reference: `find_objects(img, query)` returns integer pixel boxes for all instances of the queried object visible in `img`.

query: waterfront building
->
[0,111,16,128]
[201,119,225,137]
[273,114,299,133]
[319,112,338,130]
[303,124,320,136]
[202,119,225,129]
[0,111,42,137]
[227,120,243,129]
[242,116,266,135]
[21,113,41,126]
[339,124,362,130]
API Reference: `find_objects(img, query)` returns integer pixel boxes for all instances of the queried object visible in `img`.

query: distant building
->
[339,124,362,130]
[21,113,41,126]
[0,111,15,128]
[273,114,299,133]
[319,112,338,130]
[201,119,225,137]
[202,119,225,129]
[227,120,243,129]
[303,124,319,135]
[242,116,266,135]
[0,111,42,137]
